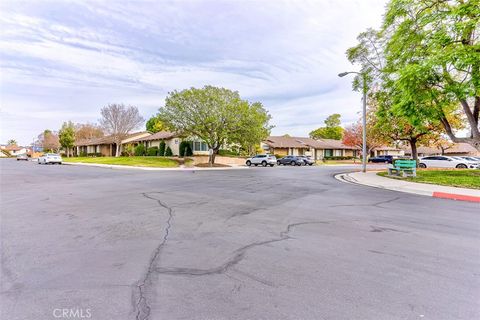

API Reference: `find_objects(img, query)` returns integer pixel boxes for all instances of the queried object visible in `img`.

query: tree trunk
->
[441,116,480,151]
[116,143,121,157]
[208,147,219,166]
[410,138,418,163]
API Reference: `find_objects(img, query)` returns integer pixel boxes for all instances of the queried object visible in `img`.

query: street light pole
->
[338,71,368,173]
[361,74,367,173]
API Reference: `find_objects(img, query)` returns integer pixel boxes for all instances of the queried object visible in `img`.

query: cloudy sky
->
[0,0,387,145]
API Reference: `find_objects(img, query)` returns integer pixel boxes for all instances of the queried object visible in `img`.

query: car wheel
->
[309,163,313,166]
[290,161,296,166]
[456,164,467,169]
[277,160,280,165]
[246,160,251,166]
[261,161,267,167]
[254,164,258,166]
[419,163,426,168]
[269,164,274,167]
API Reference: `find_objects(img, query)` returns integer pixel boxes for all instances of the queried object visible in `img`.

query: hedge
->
[165,146,173,157]
[147,146,158,156]
[323,156,355,160]
[158,141,166,156]
[134,144,146,156]
[218,149,240,156]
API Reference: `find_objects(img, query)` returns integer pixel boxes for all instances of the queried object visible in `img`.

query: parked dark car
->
[297,155,315,166]
[277,155,304,166]
[368,155,394,164]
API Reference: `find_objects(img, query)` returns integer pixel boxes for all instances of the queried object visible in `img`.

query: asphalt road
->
[1,159,479,320]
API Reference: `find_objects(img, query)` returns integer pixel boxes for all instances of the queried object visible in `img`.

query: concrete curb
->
[63,162,249,171]
[335,171,480,203]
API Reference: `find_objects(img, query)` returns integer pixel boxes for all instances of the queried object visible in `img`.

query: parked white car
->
[418,156,479,169]
[246,154,276,167]
[38,153,63,165]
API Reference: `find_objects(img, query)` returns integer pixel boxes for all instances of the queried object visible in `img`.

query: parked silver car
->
[16,153,29,161]
[38,153,63,165]
[246,154,276,167]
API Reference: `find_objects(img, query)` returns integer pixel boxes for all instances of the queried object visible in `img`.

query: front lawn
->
[378,169,480,189]
[63,156,179,168]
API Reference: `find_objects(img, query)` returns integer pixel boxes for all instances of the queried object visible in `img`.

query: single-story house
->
[75,131,151,156]
[403,143,480,157]
[131,131,210,156]
[261,136,359,160]
[75,131,211,157]
[371,146,405,157]
[0,145,31,156]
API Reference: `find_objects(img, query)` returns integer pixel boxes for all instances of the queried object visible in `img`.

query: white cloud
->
[0,0,387,145]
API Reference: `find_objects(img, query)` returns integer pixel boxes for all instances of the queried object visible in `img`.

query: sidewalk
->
[63,162,248,171]
[337,171,480,203]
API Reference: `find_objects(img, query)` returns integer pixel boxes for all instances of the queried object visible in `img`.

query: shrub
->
[179,141,188,157]
[158,141,166,156]
[86,152,103,157]
[184,143,193,156]
[323,156,354,161]
[218,149,240,156]
[165,146,173,156]
[147,146,158,156]
[134,144,146,156]
[123,144,135,156]
[79,151,87,157]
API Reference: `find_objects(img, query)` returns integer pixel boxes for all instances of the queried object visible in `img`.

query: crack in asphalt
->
[134,192,174,320]
[154,221,329,279]
[328,196,402,208]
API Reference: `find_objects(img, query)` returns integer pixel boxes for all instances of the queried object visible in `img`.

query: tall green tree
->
[59,121,76,157]
[346,25,461,159]
[309,114,344,140]
[158,86,272,164]
[146,114,169,133]
[382,0,480,150]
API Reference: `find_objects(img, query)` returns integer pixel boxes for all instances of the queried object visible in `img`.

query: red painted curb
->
[432,192,480,203]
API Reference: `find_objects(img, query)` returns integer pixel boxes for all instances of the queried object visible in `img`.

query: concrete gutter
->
[63,162,249,171]
[336,171,480,203]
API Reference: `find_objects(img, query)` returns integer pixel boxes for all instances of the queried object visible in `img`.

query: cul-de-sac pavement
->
[1,160,479,320]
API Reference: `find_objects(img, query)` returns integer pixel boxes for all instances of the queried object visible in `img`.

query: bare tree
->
[99,104,144,157]
[75,123,104,141]
[38,130,60,153]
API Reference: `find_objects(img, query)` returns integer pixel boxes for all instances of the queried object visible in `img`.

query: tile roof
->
[75,131,150,146]
[404,143,479,155]
[263,136,357,150]
[131,131,177,142]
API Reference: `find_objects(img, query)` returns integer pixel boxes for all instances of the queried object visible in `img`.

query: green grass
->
[378,170,480,189]
[63,156,179,168]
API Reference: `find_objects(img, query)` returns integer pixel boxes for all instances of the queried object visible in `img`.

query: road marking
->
[432,192,480,203]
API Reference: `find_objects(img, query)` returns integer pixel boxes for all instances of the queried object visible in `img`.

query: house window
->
[193,141,209,151]
[324,149,333,157]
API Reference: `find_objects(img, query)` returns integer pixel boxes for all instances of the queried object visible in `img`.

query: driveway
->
[1,159,479,320]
